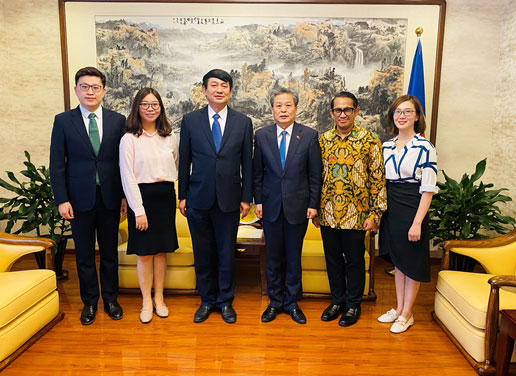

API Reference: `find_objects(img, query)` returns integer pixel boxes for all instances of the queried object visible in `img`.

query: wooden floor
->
[5,255,476,375]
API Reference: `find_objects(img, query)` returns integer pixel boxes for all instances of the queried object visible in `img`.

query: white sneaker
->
[377,308,398,323]
[390,314,414,333]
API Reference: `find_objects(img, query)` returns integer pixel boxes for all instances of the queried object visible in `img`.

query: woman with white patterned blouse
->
[377,95,438,333]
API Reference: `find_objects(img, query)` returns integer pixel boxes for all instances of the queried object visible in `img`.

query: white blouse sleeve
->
[419,144,438,194]
[171,132,179,173]
[119,134,146,216]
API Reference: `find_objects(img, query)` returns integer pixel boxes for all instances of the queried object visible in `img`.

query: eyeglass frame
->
[78,83,103,93]
[392,109,417,117]
[139,102,161,110]
[331,107,356,117]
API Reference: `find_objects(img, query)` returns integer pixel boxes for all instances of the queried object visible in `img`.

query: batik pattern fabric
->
[319,124,387,230]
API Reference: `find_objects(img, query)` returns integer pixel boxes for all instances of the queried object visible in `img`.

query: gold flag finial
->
[415,27,423,37]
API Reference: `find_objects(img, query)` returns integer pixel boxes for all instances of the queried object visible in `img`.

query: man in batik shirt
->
[314,91,387,327]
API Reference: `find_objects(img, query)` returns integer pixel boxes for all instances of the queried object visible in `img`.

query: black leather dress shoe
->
[80,305,97,325]
[104,301,123,320]
[321,304,343,322]
[339,306,361,327]
[221,305,237,323]
[289,308,307,324]
[261,306,282,323]
[194,304,213,323]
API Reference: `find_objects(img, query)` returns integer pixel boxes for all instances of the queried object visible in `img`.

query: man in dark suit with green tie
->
[50,67,126,325]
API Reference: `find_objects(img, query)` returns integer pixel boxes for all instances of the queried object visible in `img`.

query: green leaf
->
[429,158,515,243]
[6,171,21,185]
[470,159,486,183]
[0,176,21,194]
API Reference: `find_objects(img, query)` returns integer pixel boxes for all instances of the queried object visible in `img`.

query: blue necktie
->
[279,130,287,169]
[212,113,222,152]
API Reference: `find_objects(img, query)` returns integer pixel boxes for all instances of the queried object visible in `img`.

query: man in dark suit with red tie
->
[50,67,126,325]
[253,88,321,324]
[178,69,253,324]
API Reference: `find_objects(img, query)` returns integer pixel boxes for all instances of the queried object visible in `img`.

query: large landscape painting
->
[96,16,407,141]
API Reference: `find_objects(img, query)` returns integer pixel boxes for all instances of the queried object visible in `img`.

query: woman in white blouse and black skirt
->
[120,88,179,323]
[377,95,438,333]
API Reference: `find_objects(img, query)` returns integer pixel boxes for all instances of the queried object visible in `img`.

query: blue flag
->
[408,39,425,115]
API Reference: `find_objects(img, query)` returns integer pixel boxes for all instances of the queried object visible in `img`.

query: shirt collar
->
[208,105,228,120]
[392,133,420,144]
[276,123,294,137]
[80,105,102,121]
[142,129,158,137]
[331,123,358,140]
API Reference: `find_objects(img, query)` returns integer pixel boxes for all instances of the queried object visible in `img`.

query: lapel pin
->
[296,135,300,139]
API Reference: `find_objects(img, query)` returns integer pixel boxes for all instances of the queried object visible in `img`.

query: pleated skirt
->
[127,181,179,256]
[379,182,430,282]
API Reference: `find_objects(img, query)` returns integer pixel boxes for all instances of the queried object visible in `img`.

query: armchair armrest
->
[484,275,516,366]
[441,240,516,275]
[488,275,516,288]
[442,228,516,252]
[0,232,55,272]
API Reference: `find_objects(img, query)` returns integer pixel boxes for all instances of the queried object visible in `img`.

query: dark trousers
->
[320,226,365,308]
[262,211,308,311]
[70,187,120,306]
[186,202,240,308]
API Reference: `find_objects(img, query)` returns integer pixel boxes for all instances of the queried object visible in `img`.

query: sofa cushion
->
[0,290,59,363]
[118,237,194,267]
[119,265,196,290]
[436,270,516,330]
[302,270,370,295]
[302,240,328,270]
[0,269,56,328]
[302,241,370,270]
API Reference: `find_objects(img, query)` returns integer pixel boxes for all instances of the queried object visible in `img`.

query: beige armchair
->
[0,233,63,371]
[433,230,516,375]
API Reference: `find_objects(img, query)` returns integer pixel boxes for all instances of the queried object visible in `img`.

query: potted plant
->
[0,151,71,280]
[429,158,515,271]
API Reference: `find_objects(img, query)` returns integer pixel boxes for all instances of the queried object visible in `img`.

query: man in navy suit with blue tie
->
[50,67,126,325]
[178,69,253,324]
[253,88,321,324]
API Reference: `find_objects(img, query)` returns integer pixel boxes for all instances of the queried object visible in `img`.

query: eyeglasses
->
[139,102,160,110]
[78,84,103,93]
[332,107,355,117]
[392,110,416,117]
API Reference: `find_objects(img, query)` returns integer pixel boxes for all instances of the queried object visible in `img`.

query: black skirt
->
[127,181,179,256]
[379,182,430,282]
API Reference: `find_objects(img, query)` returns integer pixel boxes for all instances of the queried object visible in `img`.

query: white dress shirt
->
[79,105,103,141]
[276,123,294,155]
[207,105,228,136]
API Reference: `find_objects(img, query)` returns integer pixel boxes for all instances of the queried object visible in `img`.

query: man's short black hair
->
[75,66,106,87]
[331,91,358,109]
[202,69,233,90]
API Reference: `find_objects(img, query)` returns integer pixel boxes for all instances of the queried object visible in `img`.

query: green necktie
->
[88,113,101,184]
